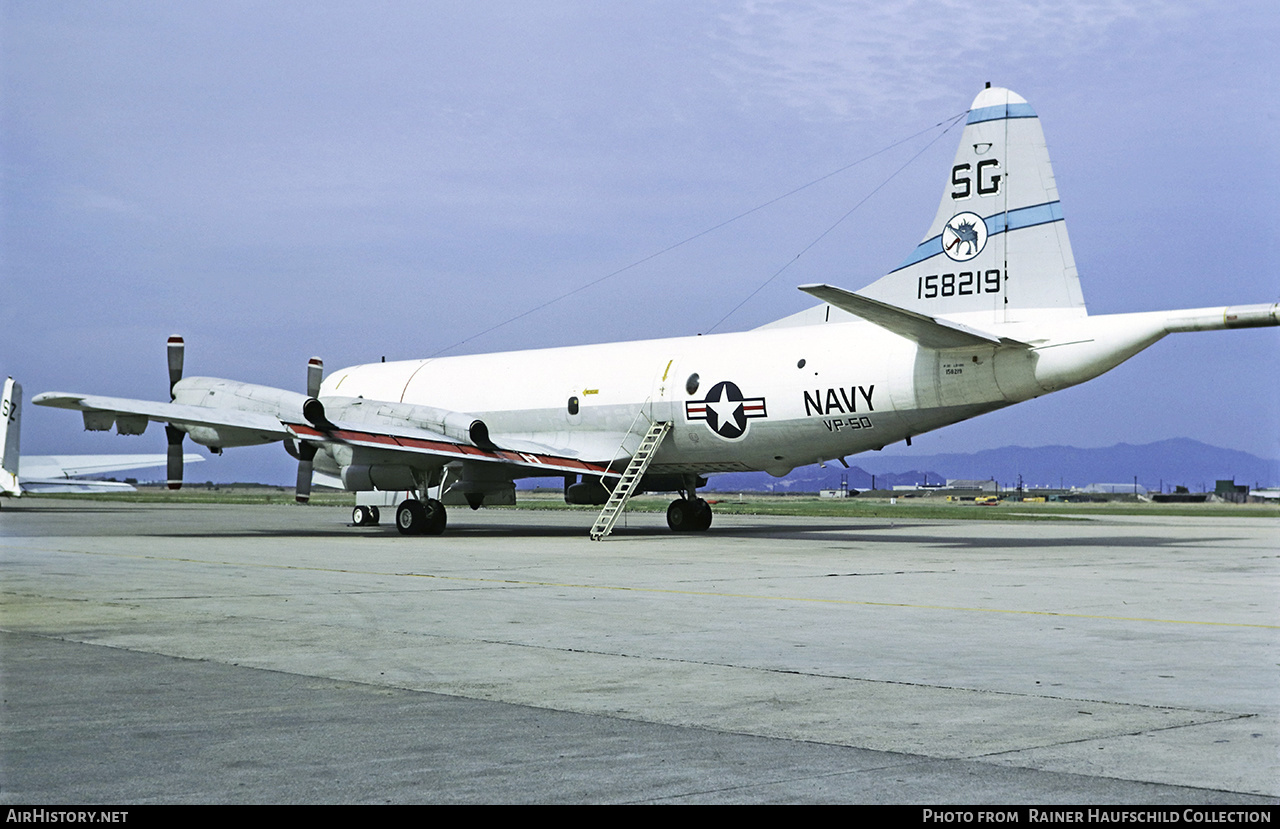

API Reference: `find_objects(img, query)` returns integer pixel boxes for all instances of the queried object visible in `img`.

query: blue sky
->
[3,1,1277,484]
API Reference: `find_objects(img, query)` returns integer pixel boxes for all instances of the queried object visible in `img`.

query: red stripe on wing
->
[286,422,618,477]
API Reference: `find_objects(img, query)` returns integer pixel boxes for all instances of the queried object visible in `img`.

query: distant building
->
[945,479,998,493]
[1215,479,1248,504]
[1083,483,1149,495]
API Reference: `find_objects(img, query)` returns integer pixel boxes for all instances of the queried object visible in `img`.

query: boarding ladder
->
[589,419,671,541]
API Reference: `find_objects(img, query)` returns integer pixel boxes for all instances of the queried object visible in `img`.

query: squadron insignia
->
[942,212,988,262]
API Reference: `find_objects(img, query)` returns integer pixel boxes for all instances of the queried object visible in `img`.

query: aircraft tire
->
[396,499,427,535]
[666,498,691,531]
[424,498,447,536]
[690,498,713,532]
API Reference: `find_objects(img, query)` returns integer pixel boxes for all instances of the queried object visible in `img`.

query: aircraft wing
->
[16,479,139,494]
[5,378,206,497]
[32,392,292,438]
[8,454,205,495]
[798,284,1029,349]
[36,384,623,490]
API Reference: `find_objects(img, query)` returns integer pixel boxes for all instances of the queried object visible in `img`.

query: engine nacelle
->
[172,376,312,417]
[340,464,418,492]
[316,396,494,448]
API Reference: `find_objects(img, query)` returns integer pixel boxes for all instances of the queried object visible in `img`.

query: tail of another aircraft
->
[2,378,22,495]
[857,86,1087,325]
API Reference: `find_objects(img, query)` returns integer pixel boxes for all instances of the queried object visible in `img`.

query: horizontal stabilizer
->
[797,284,1027,349]
[20,453,203,480]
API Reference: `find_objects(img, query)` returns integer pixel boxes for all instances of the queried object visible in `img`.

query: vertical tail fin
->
[858,87,1086,324]
[2,378,22,494]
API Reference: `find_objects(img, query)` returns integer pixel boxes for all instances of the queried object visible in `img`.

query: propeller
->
[294,441,318,504]
[293,357,324,504]
[166,336,185,490]
[307,356,323,398]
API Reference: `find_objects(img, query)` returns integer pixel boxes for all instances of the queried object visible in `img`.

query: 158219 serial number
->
[917,269,1001,298]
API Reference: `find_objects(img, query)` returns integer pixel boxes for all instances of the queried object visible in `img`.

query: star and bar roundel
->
[685,380,767,440]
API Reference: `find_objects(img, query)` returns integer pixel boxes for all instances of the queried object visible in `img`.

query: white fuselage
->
[315,309,1185,479]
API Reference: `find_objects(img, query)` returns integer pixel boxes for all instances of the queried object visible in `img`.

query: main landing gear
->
[352,505,380,526]
[666,477,713,533]
[395,498,447,536]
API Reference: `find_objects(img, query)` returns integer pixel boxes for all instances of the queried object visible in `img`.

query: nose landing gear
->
[352,505,381,526]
